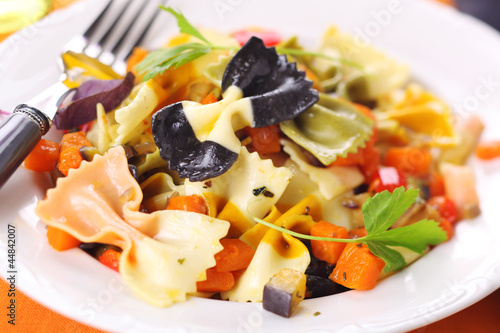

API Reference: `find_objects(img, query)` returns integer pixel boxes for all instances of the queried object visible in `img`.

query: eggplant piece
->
[54,72,135,130]
[152,37,318,182]
[305,257,335,279]
[305,275,351,299]
[128,164,139,182]
[78,242,121,259]
[263,268,307,318]
[353,183,369,195]
[79,146,100,161]
[302,239,336,278]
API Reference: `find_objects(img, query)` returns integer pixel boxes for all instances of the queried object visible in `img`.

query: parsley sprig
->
[252,187,447,273]
[135,6,362,81]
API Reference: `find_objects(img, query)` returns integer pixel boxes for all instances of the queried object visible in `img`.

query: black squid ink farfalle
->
[151,37,319,181]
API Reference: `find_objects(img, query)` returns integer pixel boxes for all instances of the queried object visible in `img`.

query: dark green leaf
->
[161,6,210,44]
[364,219,448,254]
[138,43,211,81]
[136,43,209,74]
[164,47,211,69]
[366,242,407,273]
[362,187,419,235]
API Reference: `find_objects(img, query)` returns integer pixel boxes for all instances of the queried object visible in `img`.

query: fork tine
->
[108,0,150,61]
[86,0,134,57]
[82,0,114,41]
[123,0,169,61]
[64,0,166,76]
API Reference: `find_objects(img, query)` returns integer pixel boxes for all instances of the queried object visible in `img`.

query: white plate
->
[1,0,500,332]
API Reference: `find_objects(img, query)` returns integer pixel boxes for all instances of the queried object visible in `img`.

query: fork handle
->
[0,105,51,189]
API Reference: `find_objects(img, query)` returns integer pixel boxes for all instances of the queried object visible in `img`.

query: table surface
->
[1,0,500,332]
[1,278,499,332]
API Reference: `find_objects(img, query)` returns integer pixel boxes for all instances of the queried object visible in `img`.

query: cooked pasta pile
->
[27,12,482,316]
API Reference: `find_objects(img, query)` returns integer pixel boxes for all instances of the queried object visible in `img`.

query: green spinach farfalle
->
[280,93,374,166]
[151,37,319,181]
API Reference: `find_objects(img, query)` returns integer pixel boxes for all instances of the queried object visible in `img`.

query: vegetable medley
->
[26,7,484,317]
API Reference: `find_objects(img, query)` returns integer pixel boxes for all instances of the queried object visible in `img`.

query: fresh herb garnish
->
[135,6,362,81]
[251,187,447,273]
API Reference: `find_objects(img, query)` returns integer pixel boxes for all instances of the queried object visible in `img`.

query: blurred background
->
[1,0,500,43]
[456,0,500,31]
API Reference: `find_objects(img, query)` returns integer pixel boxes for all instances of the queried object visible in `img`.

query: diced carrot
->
[57,131,91,176]
[214,238,255,272]
[331,132,376,167]
[57,146,84,176]
[330,243,385,290]
[166,194,208,215]
[330,146,365,167]
[429,171,445,197]
[200,92,218,105]
[59,131,91,151]
[360,146,381,183]
[310,221,348,265]
[354,103,376,121]
[196,267,235,292]
[126,47,149,75]
[348,227,368,239]
[98,248,121,272]
[244,124,281,155]
[475,140,500,160]
[46,225,81,251]
[384,147,432,177]
[439,218,454,241]
[24,139,60,172]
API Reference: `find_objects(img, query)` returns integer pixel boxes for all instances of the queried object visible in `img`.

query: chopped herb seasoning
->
[253,186,267,196]
[263,190,275,198]
[252,186,275,198]
[343,272,347,281]
[178,258,185,265]
[314,312,321,316]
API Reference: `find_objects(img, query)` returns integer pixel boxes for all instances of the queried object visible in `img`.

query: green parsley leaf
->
[250,187,448,273]
[365,242,406,273]
[364,219,448,254]
[161,6,210,44]
[137,43,212,80]
[362,187,418,235]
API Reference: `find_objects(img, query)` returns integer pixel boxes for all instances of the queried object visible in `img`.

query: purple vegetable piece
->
[53,72,135,130]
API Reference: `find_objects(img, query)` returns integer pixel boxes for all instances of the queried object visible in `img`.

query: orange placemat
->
[0,278,106,332]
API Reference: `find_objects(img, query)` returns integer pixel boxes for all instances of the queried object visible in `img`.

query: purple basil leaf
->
[53,72,135,130]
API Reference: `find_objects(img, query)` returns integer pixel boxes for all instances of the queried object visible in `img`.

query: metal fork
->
[0,0,166,188]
